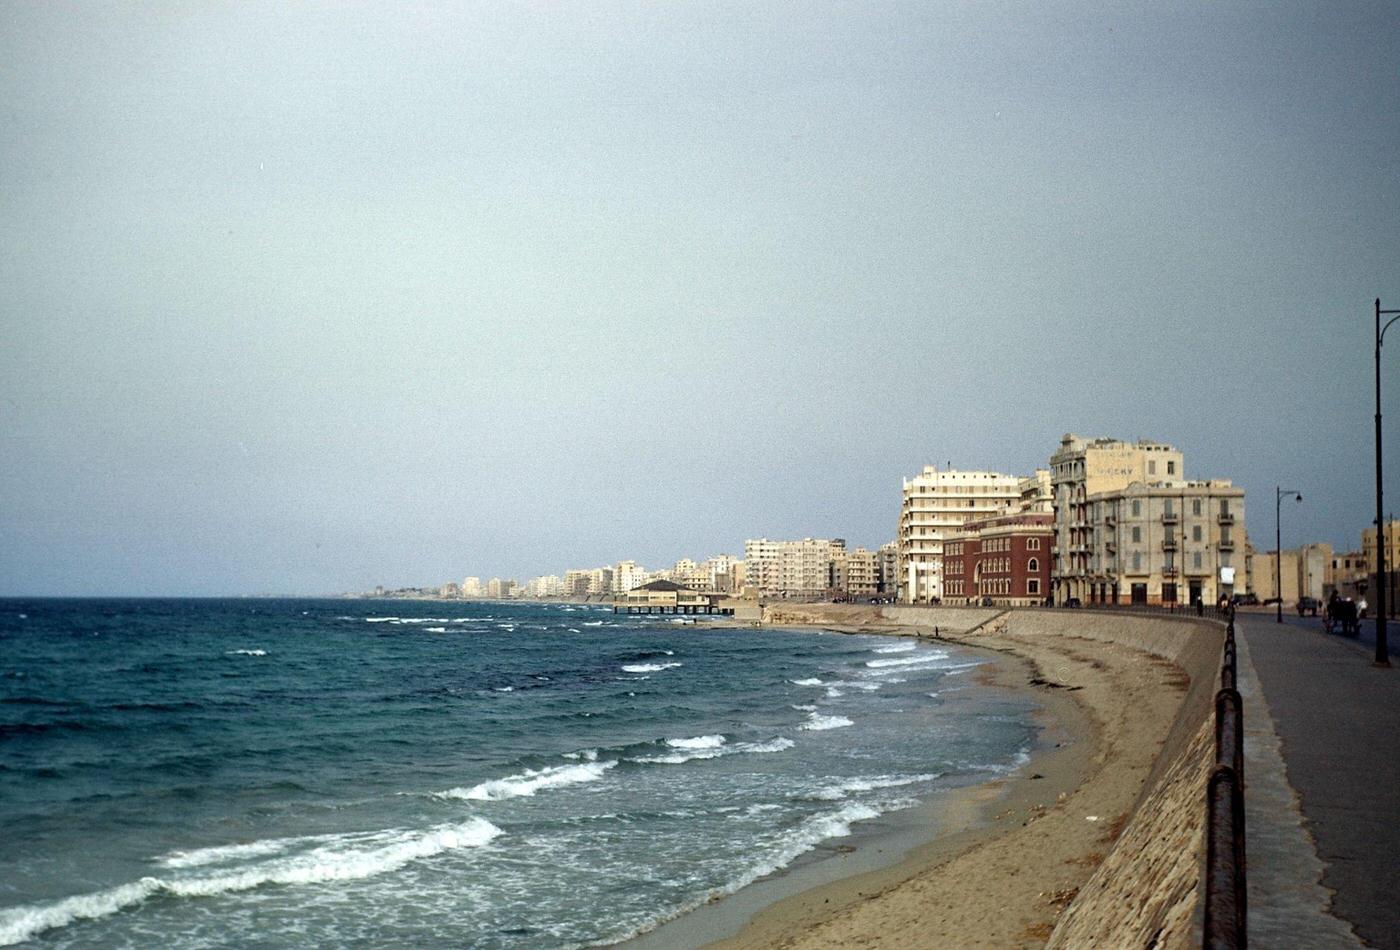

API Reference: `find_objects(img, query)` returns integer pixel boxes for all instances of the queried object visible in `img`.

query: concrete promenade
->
[1237,613,1400,947]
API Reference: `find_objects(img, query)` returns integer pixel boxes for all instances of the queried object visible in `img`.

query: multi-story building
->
[897,467,1024,603]
[743,538,846,599]
[524,575,563,598]
[611,561,646,594]
[462,576,484,598]
[440,582,460,598]
[743,539,781,596]
[1049,434,1185,605]
[943,512,1053,606]
[486,577,504,599]
[1363,520,1400,576]
[877,541,899,596]
[844,547,879,597]
[1254,543,1331,604]
[563,570,592,598]
[729,560,747,596]
[1084,480,1246,606]
[705,555,738,593]
[587,568,613,596]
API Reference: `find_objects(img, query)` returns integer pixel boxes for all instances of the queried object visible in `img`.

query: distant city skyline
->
[3,3,1399,596]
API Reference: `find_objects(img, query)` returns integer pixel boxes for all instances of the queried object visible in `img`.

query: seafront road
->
[1237,613,1399,947]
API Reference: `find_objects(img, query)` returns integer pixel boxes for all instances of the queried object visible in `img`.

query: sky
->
[3,2,1399,596]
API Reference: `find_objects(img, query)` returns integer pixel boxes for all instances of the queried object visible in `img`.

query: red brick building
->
[942,512,1053,607]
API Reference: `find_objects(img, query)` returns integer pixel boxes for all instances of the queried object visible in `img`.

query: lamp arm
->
[1382,314,1400,347]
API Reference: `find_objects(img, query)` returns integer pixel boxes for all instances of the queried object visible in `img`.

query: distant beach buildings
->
[356,432,1394,614]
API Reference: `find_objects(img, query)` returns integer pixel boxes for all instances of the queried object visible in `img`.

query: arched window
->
[1027,557,1039,573]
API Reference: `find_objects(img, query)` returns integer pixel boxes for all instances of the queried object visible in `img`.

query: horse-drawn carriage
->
[1324,597,1360,636]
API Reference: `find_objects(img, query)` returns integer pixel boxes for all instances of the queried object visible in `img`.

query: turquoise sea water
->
[0,599,1038,948]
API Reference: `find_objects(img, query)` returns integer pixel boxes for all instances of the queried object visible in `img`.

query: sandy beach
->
[631,605,1221,949]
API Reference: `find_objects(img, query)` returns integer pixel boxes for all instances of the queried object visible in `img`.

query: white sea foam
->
[828,681,881,692]
[561,748,600,761]
[0,818,501,946]
[583,621,605,627]
[493,687,514,693]
[810,773,937,801]
[364,617,398,622]
[873,642,917,654]
[441,761,617,801]
[426,627,448,633]
[159,837,310,869]
[666,735,725,750]
[743,737,796,754]
[621,662,682,673]
[224,649,267,657]
[800,713,853,731]
[720,802,879,895]
[791,704,817,712]
[631,736,792,765]
[865,652,950,669]
[825,687,844,698]
[790,678,824,687]
[568,628,581,633]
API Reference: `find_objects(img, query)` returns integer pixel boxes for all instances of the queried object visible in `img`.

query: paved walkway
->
[1237,615,1400,947]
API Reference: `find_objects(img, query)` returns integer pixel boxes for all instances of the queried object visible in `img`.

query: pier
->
[613,579,734,616]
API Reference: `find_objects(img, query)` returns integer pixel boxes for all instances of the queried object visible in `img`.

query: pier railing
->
[1205,612,1246,948]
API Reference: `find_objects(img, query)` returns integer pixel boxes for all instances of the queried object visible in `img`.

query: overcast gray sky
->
[3,2,1399,596]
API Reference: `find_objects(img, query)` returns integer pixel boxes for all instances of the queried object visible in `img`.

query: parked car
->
[1230,593,1259,607]
[1297,596,1321,617]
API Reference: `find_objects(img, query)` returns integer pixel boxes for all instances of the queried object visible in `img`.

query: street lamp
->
[1374,299,1399,665]
[1276,486,1302,624]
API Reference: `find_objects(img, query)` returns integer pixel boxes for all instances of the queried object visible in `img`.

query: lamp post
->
[1374,299,1400,665]
[1276,486,1302,624]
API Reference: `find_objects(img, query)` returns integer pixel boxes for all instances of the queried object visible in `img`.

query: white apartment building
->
[612,561,646,594]
[897,467,1023,603]
[743,538,846,599]
[462,576,484,598]
[845,547,878,596]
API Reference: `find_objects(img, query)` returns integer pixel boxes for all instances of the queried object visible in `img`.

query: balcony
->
[1219,538,1235,550]
[1161,538,1178,550]
[1161,512,1179,525]
[1218,512,1235,525]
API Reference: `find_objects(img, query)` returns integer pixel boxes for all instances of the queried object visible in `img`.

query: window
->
[1131,500,1141,517]
[1131,526,1141,542]
[1193,525,1202,542]
[1193,551,1203,569]
[1027,558,1039,573]
[1148,460,1157,475]
[1027,537,1040,550]
[1132,552,1142,572]
[1168,461,1176,475]
[1192,499,1202,516]
[1164,499,1174,517]
[1220,499,1230,516]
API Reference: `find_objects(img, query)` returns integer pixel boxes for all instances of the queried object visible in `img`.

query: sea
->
[0,599,1040,949]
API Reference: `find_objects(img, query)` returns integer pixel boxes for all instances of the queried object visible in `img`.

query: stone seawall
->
[1007,612,1222,948]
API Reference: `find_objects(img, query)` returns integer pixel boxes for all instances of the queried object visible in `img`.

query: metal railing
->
[1205,612,1246,947]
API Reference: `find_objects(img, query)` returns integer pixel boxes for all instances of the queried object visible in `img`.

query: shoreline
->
[627,605,1213,948]
[624,629,1091,950]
